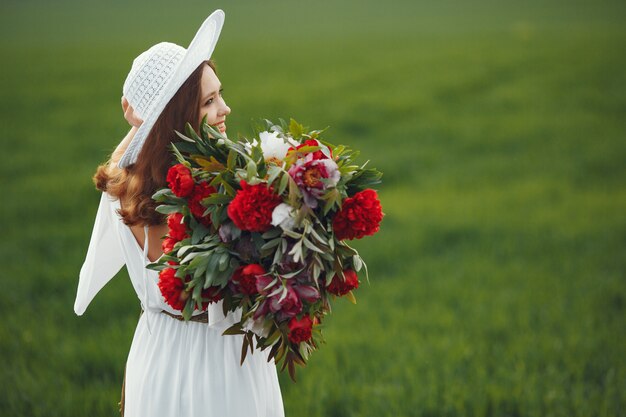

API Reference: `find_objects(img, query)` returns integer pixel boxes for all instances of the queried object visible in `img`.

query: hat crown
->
[122,42,186,120]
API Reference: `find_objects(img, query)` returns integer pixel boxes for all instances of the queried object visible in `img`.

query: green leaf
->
[289,118,305,138]
[202,193,233,205]
[352,255,363,272]
[345,291,357,304]
[261,238,282,251]
[288,240,303,263]
[191,223,210,245]
[246,160,258,179]
[287,175,301,207]
[227,148,237,171]
[155,205,181,215]
[240,334,250,365]
[264,327,282,347]
[303,238,325,254]
[262,227,282,239]
[266,165,283,187]
[185,122,202,142]
[221,179,236,196]
[309,227,327,245]
[281,267,305,279]
[181,251,208,265]
[218,252,230,272]
[192,282,202,301]
[222,323,245,335]
[282,229,302,239]
[182,299,194,321]
[170,142,189,166]
[278,174,289,195]
[251,144,264,163]
[205,266,217,288]
[151,188,173,201]
[173,129,195,143]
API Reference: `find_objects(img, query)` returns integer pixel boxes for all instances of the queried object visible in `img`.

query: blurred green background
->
[1,0,625,415]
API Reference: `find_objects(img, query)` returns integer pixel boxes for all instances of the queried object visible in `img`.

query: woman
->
[74,10,285,417]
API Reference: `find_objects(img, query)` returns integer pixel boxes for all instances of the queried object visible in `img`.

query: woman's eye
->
[205,90,223,105]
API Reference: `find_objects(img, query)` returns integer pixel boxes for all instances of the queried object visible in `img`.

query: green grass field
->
[1,0,625,416]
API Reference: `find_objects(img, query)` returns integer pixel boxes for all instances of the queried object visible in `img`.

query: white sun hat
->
[117,9,225,168]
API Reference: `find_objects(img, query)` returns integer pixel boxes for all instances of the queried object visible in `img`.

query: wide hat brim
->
[117,9,225,168]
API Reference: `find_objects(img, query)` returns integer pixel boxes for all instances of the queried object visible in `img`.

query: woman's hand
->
[121,96,144,127]
[111,97,142,166]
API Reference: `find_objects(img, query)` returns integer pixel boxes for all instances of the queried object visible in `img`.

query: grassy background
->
[0,0,625,416]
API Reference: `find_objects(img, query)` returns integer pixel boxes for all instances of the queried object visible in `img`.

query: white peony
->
[271,203,296,231]
[259,131,294,161]
[246,131,299,162]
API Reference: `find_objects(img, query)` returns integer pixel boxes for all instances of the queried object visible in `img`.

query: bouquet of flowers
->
[147,117,383,381]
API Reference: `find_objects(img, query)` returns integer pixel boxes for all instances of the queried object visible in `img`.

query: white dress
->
[74,192,285,417]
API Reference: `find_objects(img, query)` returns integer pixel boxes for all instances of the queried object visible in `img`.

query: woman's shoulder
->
[119,196,168,260]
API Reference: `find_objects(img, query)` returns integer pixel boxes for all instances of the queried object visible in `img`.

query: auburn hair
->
[93,60,217,227]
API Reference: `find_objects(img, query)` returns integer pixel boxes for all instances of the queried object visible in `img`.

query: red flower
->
[288,139,332,160]
[269,284,302,319]
[189,181,217,227]
[167,212,188,241]
[231,264,265,295]
[158,267,189,311]
[288,315,313,344]
[227,180,282,232]
[332,189,384,240]
[199,286,223,310]
[158,267,222,312]
[161,236,177,254]
[327,269,359,296]
[166,164,195,197]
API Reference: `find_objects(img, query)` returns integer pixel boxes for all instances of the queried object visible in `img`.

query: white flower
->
[245,131,299,162]
[242,316,270,338]
[271,203,296,231]
[259,131,294,161]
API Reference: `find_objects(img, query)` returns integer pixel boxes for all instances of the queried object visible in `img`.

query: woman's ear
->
[121,96,129,113]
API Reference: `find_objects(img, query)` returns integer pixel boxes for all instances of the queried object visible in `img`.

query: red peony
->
[288,139,332,160]
[332,189,384,240]
[227,180,282,232]
[199,286,223,310]
[288,315,313,344]
[167,212,188,241]
[158,267,189,311]
[166,163,195,197]
[189,181,217,227]
[231,264,265,295]
[161,236,177,254]
[327,269,359,296]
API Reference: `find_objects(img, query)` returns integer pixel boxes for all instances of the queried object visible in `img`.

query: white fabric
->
[74,191,285,416]
[75,192,125,315]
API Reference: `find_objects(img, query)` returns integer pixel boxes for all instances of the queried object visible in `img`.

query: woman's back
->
[121,197,168,263]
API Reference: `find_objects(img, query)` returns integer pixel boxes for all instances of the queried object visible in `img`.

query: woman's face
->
[198,64,231,135]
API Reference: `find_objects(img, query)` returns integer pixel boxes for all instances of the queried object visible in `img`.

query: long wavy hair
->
[93,60,217,227]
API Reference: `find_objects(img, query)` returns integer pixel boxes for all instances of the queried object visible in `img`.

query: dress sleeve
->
[74,192,126,315]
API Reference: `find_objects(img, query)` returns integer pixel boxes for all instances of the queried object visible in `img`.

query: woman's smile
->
[214,120,226,133]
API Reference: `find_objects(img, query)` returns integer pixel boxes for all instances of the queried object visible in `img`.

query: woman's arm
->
[110,126,138,166]
[110,97,143,166]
